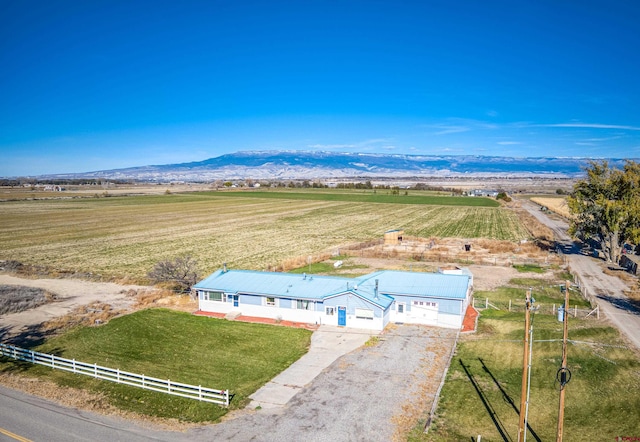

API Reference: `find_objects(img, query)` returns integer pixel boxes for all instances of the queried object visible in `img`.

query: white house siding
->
[402,305,438,326]
[238,303,322,324]
[346,315,385,331]
[199,299,235,315]
[436,312,463,328]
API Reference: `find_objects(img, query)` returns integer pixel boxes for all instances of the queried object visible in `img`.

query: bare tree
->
[147,256,201,293]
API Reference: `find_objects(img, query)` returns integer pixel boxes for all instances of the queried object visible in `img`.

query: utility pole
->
[517,289,532,442]
[556,281,571,442]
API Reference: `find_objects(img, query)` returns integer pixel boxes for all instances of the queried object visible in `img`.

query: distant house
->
[193,268,473,331]
[469,189,499,197]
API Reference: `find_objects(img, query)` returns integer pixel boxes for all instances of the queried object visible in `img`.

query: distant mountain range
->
[47,151,634,181]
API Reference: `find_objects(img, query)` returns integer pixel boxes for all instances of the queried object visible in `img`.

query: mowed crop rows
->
[0,193,529,280]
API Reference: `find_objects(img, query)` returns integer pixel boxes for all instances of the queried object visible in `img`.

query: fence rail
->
[472,297,599,319]
[0,343,229,406]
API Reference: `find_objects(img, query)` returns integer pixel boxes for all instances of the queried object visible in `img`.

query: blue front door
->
[233,295,239,307]
[338,306,346,326]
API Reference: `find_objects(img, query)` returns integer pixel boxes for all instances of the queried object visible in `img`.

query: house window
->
[296,300,313,310]
[355,308,374,320]
[414,301,438,308]
[325,306,335,316]
[200,291,226,302]
[397,303,405,314]
[265,297,276,306]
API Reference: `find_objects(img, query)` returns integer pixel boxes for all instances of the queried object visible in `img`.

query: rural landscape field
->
[0,189,528,281]
[3,186,639,441]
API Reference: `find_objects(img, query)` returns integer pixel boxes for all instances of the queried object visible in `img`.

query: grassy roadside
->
[0,309,312,422]
[412,306,640,441]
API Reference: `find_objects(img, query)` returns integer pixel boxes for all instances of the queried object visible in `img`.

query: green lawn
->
[413,310,640,441]
[1,309,312,422]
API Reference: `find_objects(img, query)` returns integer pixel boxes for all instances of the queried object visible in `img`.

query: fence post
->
[574,305,577,317]
[142,374,145,388]
[117,368,120,383]
[226,389,230,407]
[168,379,171,393]
[51,353,55,369]
[31,349,35,364]
[198,385,202,401]
[509,300,511,312]
[73,359,76,373]
[94,363,97,378]
[485,298,488,308]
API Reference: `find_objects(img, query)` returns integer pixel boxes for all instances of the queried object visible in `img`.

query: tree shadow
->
[0,323,51,348]
[596,294,640,316]
[479,358,542,442]
[459,359,512,442]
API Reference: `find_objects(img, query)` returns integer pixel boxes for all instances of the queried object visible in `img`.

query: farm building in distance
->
[193,267,473,331]
[383,229,404,245]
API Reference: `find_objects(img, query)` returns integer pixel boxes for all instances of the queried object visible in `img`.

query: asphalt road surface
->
[521,200,640,350]
[0,384,185,442]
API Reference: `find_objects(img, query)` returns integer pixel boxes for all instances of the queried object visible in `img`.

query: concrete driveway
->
[193,324,458,442]
[248,325,376,409]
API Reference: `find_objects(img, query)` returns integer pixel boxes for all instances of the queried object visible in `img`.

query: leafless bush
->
[41,302,121,333]
[0,285,57,315]
[147,256,200,292]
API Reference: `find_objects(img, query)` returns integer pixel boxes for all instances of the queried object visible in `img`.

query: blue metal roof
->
[355,271,470,299]
[193,268,470,308]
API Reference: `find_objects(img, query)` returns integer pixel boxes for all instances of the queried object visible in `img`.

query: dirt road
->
[521,200,640,350]
[0,275,147,341]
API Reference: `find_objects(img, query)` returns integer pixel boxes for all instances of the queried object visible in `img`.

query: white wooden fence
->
[0,343,229,406]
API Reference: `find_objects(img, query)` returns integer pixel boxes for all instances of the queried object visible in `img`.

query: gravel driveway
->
[191,325,458,442]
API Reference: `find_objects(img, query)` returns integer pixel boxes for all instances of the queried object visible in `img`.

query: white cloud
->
[542,123,640,131]
[426,125,471,136]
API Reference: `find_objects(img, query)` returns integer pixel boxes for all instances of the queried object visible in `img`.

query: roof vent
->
[223,262,227,273]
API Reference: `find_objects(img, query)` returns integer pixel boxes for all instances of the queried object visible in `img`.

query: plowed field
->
[0,193,529,280]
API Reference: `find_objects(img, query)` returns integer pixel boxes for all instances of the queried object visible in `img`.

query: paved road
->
[521,200,640,350]
[0,384,181,442]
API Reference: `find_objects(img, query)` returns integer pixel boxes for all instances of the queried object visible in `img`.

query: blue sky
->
[1,0,639,176]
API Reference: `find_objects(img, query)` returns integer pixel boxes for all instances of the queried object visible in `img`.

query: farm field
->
[530,196,571,218]
[0,192,529,282]
[207,190,500,206]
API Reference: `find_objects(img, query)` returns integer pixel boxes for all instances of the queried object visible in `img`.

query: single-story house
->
[193,267,473,331]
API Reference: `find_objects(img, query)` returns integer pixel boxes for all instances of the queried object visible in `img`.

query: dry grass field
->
[530,196,571,218]
[0,192,530,282]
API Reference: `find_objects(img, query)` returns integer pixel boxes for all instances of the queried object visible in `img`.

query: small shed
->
[384,229,404,245]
